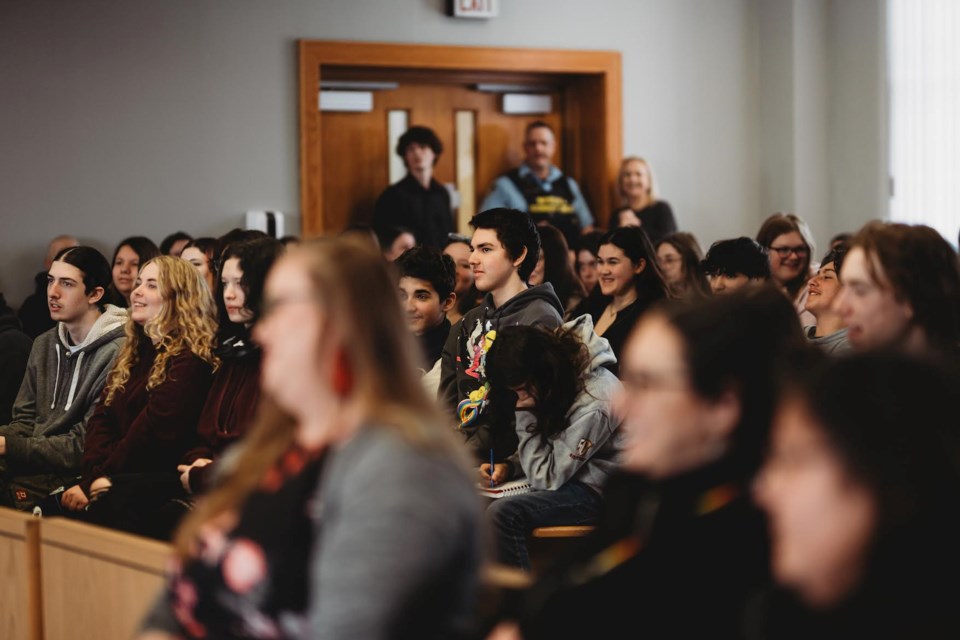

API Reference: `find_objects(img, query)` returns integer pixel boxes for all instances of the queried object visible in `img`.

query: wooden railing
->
[0,508,170,640]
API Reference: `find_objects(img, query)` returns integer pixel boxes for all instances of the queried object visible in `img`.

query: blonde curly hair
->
[104,255,219,405]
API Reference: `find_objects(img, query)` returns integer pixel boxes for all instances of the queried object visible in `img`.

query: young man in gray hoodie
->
[0,246,126,509]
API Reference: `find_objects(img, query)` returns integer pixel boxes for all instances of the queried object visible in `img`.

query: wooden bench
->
[528,525,596,575]
[0,507,42,640]
[39,517,171,640]
[531,525,595,538]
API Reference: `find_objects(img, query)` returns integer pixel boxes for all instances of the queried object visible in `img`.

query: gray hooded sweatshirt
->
[0,305,126,475]
[509,314,623,494]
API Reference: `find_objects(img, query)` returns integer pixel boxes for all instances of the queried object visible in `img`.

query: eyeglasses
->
[768,245,809,258]
[260,293,321,319]
[620,369,690,394]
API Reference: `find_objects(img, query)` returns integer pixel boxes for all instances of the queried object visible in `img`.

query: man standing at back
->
[439,208,563,462]
[0,246,126,510]
[481,121,594,246]
[373,125,454,251]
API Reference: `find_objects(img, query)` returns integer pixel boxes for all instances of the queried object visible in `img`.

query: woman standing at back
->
[610,157,677,245]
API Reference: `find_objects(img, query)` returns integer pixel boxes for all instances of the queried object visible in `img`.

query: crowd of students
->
[2,131,960,638]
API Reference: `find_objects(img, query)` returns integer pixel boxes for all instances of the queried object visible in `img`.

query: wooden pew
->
[39,517,171,640]
[0,507,42,640]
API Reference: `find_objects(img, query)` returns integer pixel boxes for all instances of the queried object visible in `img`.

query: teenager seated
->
[180,237,220,292]
[0,247,126,510]
[481,318,622,571]
[438,208,564,463]
[498,288,805,639]
[177,238,282,491]
[570,226,670,373]
[394,246,457,396]
[833,221,960,357]
[802,246,851,355]
[752,353,960,638]
[527,223,587,320]
[108,236,160,308]
[51,256,217,533]
[701,236,770,295]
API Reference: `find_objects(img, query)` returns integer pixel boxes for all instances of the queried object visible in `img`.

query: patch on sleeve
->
[569,438,594,461]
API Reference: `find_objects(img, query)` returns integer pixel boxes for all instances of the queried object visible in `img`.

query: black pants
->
[35,472,193,541]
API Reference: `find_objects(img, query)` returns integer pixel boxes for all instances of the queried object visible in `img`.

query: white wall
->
[0,0,886,305]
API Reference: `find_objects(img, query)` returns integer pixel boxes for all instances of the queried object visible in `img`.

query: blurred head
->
[834,222,960,353]
[617,288,804,479]
[702,237,770,295]
[804,246,847,319]
[339,223,380,250]
[160,231,193,257]
[48,246,111,322]
[111,236,161,303]
[395,247,456,335]
[443,236,474,297]
[44,235,79,270]
[469,208,541,288]
[377,226,417,262]
[217,237,284,333]
[522,121,557,173]
[534,223,585,302]
[176,237,455,558]
[755,354,960,609]
[656,232,708,298]
[829,232,852,251]
[253,237,437,427]
[597,226,669,301]
[181,237,219,292]
[756,213,816,294]
[486,324,589,438]
[617,156,656,204]
[396,126,442,173]
[574,231,604,294]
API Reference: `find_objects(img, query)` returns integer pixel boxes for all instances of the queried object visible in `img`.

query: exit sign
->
[447,0,499,19]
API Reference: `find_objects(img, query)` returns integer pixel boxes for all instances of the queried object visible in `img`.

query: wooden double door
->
[299,41,622,236]
[321,80,564,234]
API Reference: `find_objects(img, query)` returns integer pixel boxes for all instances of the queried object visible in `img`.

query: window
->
[888,0,960,245]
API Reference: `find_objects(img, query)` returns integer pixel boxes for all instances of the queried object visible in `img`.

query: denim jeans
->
[486,481,602,570]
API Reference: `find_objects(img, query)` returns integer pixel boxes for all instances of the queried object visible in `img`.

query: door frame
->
[298,40,622,236]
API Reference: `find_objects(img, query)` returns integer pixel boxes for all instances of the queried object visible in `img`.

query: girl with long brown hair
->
[139,237,483,639]
[58,256,217,517]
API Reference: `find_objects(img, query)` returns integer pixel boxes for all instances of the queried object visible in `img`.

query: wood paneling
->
[40,518,170,640]
[300,41,622,236]
[0,508,42,640]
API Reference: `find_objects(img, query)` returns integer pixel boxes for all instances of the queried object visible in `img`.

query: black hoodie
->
[0,294,32,424]
[439,283,563,461]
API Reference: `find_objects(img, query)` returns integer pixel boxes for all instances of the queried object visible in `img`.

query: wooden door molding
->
[299,40,622,236]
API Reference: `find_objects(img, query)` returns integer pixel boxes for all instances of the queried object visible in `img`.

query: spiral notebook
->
[478,477,533,498]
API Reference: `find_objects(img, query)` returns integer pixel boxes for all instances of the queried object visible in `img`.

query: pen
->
[490,448,495,487]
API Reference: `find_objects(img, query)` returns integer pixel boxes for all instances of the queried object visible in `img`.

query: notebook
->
[478,477,533,499]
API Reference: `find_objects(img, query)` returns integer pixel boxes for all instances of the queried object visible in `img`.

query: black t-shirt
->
[373,174,454,250]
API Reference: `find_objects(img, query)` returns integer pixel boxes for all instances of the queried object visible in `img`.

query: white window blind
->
[889,0,960,245]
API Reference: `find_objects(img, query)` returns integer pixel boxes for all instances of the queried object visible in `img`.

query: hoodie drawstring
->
[64,351,84,410]
[50,347,62,409]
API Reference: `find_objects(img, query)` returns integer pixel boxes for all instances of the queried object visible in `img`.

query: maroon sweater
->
[180,343,261,493]
[80,339,213,494]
